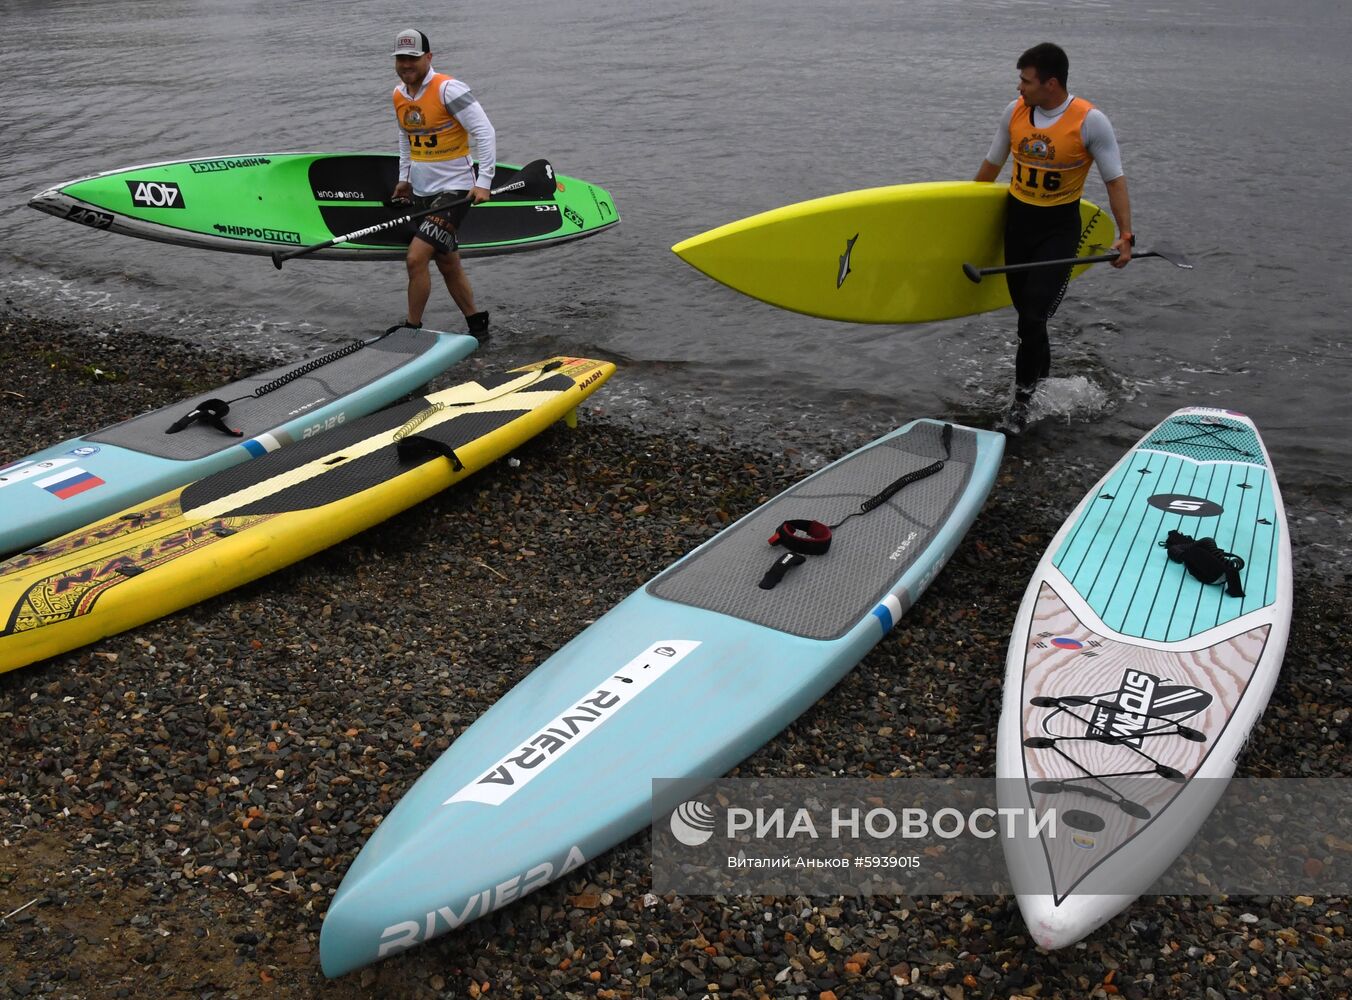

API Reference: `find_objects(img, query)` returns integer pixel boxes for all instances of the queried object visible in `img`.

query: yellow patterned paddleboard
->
[672,181,1115,324]
[0,357,615,674]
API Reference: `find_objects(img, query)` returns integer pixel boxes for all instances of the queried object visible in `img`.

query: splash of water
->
[1026,375,1115,425]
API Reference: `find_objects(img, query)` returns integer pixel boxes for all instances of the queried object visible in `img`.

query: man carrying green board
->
[389,28,494,339]
[973,42,1134,426]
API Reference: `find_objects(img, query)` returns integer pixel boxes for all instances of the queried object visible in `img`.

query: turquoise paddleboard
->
[320,418,1005,976]
[0,326,476,556]
[998,407,1291,948]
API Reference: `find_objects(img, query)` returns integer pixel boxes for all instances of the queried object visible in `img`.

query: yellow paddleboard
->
[672,181,1115,324]
[0,357,614,674]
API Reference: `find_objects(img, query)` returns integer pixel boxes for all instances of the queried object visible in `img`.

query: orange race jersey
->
[393,67,496,195]
[394,72,470,162]
[1007,97,1095,206]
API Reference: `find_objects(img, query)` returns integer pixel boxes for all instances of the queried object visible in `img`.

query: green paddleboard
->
[29,154,619,260]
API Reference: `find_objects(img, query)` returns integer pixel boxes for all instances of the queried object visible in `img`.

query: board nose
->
[27,187,65,212]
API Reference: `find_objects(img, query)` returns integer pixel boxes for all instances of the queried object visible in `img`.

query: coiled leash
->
[759,424,953,590]
[1160,529,1246,598]
[165,329,397,437]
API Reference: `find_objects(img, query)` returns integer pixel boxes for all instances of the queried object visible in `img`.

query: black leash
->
[760,424,954,590]
[1160,529,1246,597]
[165,329,398,437]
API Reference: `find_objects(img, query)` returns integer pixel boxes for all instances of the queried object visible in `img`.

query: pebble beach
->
[1,303,1349,999]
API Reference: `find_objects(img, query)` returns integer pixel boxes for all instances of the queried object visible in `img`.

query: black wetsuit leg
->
[1003,195,1082,400]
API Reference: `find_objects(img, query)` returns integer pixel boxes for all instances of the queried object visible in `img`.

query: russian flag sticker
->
[36,467,106,500]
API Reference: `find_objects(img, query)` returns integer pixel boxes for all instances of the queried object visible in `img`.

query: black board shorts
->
[412,191,472,254]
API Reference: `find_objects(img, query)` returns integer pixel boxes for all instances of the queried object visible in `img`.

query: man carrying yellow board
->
[973,42,1135,428]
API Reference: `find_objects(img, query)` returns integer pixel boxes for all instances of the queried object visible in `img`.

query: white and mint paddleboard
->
[0,326,476,556]
[319,418,1005,976]
[997,406,1291,948]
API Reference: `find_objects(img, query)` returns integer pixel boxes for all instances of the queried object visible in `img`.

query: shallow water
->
[2,0,1349,576]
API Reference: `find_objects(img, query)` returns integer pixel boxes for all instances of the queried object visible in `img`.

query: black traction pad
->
[178,368,577,515]
[179,397,431,509]
[647,423,978,640]
[306,157,557,248]
[223,410,522,517]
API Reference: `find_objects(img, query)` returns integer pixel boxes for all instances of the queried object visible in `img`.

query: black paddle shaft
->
[962,245,1194,283]
[270,158,557,269]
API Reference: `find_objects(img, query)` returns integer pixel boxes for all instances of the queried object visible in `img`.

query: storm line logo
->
[1083,669,1212,749]
[837,233,859,288]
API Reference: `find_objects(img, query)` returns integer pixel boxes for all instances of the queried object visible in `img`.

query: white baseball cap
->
[393,29,430,57]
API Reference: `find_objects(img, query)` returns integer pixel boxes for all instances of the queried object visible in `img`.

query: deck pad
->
[650,422,977,638]
[89,329,438,460]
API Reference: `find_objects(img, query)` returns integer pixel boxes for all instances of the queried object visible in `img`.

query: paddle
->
[961,244,1194,284]
[270,158,557,268]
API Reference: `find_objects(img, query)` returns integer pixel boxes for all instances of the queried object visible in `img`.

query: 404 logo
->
[125,180,186,209]
[64,205,114,229]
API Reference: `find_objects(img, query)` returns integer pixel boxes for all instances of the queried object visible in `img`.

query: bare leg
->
[433,250,477,317]
[405,238,437,325]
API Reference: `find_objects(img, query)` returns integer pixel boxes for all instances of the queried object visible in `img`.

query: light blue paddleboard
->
[0,326,476,555]
[319,418,1005,976]
[998,406,1291,949]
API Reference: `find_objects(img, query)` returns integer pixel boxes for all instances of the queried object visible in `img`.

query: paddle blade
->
[1150,244,1195,269]
[491,158,557,201]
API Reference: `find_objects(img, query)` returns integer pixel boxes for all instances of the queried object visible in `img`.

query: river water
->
[2,0,1349,575]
